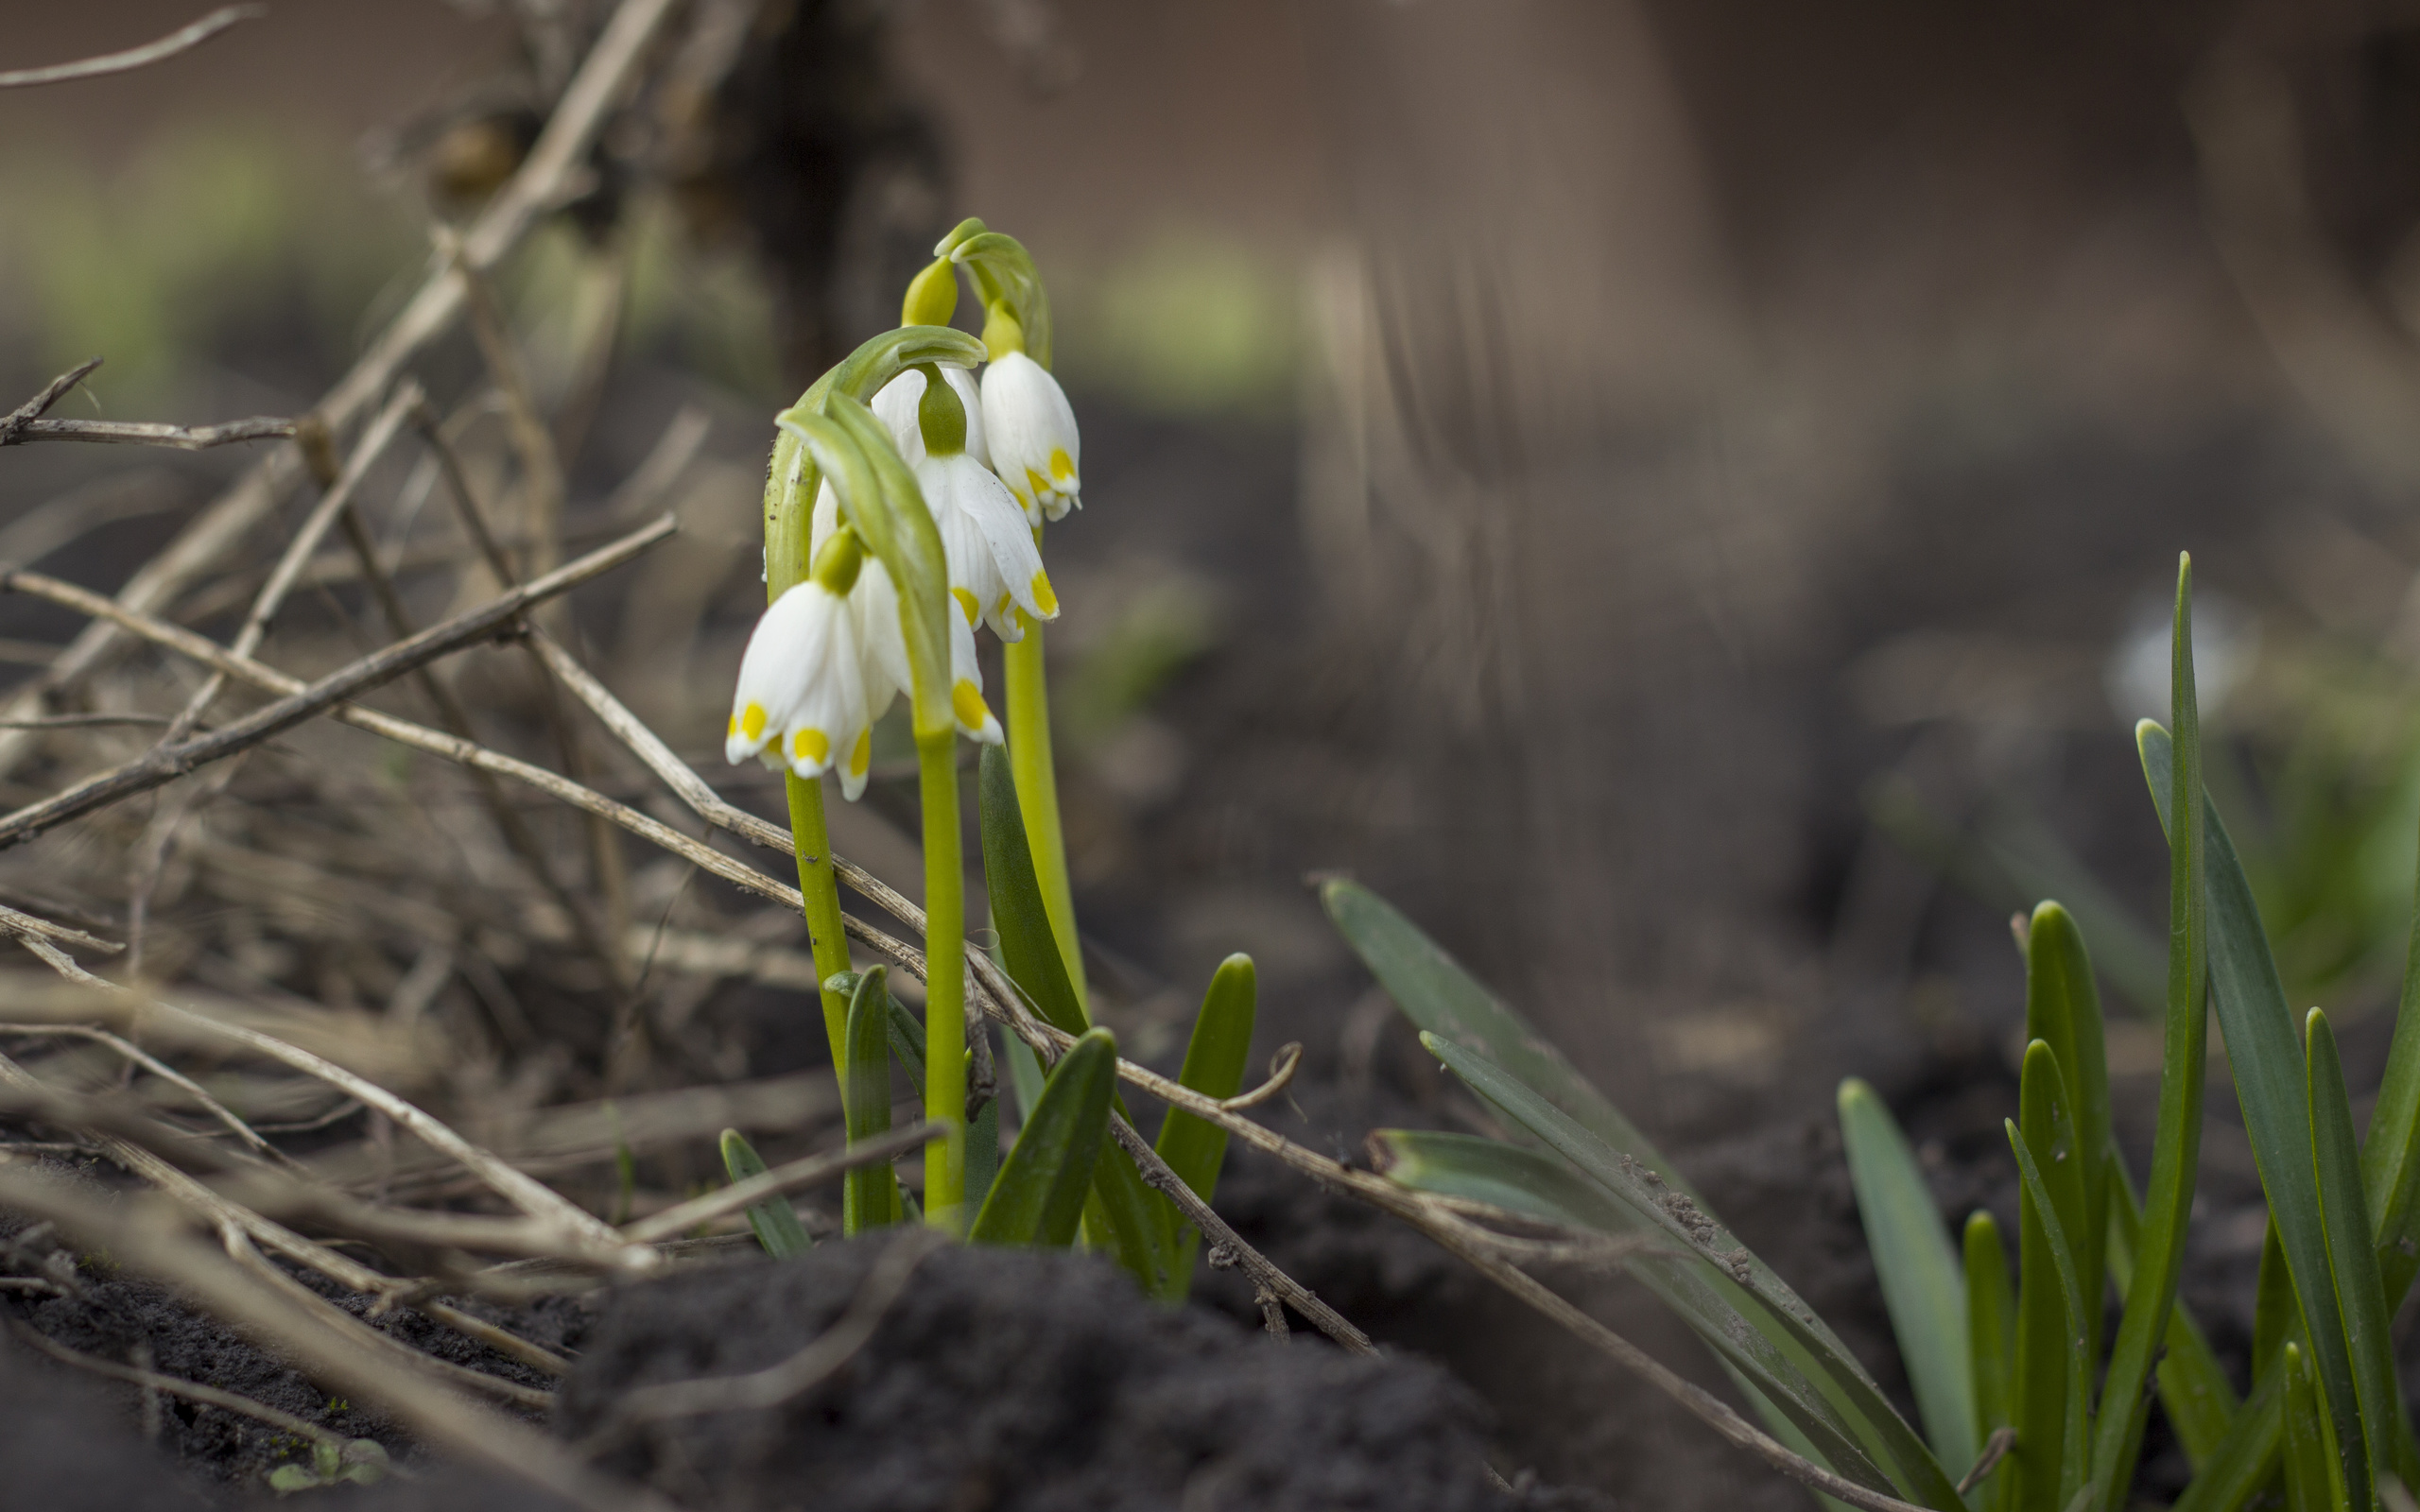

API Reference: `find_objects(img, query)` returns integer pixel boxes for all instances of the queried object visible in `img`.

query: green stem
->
[784,773,853,1069]
[918,732,967,1230]
[1005,617,1085,1011]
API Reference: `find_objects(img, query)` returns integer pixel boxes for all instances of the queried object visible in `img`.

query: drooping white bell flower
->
[725,576,874,799]
[979,351,1080,524]
[915,450,1057,643]
[872,366,989,471]
[845,545,1001,747]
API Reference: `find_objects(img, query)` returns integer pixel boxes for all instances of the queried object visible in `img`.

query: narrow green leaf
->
[825,968,927,1083]
[2024,902,2110,1368]
[841,969,902,1234]
[2255,1221,2292,1385]
[2008,1049,2089,1512]
[970,1027,1117,1247]
[1839,1077,1977,1473]
[1321,878,1688,1194]
[1421,1034,1962,1508]
[2140,719,2366,1512]
[2363,809,2420,1296]
[1001,1022,1046,1120]
[719,1127,812,1259]
[2086,558,2210,1512]
[2105,1157,2236,1468]
[2307,1008,2416,1494]
[1965,1211,2015,1458]
[1152,953,1257,1300]
[1373,1129,1901,1499]
[966,1096,998,1212]
[2169,1374,2284,1512]
[977,745,1173,1287]
[2279,1343,2337,1512]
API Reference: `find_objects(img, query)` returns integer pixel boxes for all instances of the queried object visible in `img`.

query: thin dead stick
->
[168,385,420,743]
[419,1304,570,1377]
[4,1317,368,1459]
[1,934,642,1261]
[621,1122,941,1243]
[0,6,263,88]
[0,567,817,930]
[0,514,676,850]
[1957,1427,2015,1495]
[0,1022,284,1161]
[596,1226,948,1430]
[0,900,120,955]
[0,358,102,442]
[0,0,685,782]
[3,416,294,450]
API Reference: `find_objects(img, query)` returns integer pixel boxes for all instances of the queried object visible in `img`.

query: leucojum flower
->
[731,217,1084,1239]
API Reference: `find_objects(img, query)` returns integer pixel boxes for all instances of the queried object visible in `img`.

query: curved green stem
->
[1005,615,1085,1010]
[919,732,967,1231]
[785,773,854,1069]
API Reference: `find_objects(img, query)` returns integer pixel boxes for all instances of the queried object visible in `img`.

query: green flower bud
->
[900,258,959,329]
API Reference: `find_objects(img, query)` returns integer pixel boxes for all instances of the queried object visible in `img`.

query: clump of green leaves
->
[266,1437,389,1495]
[1346,554,2420,1511]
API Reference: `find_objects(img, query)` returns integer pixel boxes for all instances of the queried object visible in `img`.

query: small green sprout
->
[266,1437,388,1494]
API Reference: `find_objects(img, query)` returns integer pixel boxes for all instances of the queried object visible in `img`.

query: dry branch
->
[0,6,263,89]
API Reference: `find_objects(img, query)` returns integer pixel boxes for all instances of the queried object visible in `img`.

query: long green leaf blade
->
[1422,1033,1962,1508]
[2140,719,2365,1512]
[2307,1007,2415,1494]
[719,1127,813,1259]
[1840,1077,1976,1474]
[2279,1343,2336,1512]
[1965,1211,2014,1462]
[2009,1049,2089,1512]
[2364,809,2420,1297]
[977,744,1172,1287]
[842,968,902,1234]
[970,1026,1117,1247]
[2023,902,2110,1368]
[1374,1129,1901,1498]
[1321,878,1686,1192]
[1151,953,1257,1300]
[2088,558,2209,1512]
[2105,1157,2236,1467]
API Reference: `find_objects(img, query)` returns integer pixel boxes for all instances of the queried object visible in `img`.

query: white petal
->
[980,352,1080,518]
[949,608,1002,744]
[851,558,911,718]
[951,456,1057,635]
[871,366,989,469]
[726,583,826,764]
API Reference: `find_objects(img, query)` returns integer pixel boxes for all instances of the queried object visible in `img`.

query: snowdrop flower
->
[872,366,988,470]
[917,449,1057,642]
[811,480,1002,747]
[725,565,875,799]
[980,350,1080,524]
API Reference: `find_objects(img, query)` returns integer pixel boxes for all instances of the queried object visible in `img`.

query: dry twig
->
[0,7,263,89]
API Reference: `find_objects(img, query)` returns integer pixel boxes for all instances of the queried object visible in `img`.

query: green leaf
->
[2306,1008,2417,1494]
[1001,1022,1046,1119]
[977,744,1173,1289]
[1320,877,1690,1196]
[1420,1034,1962,1508]
[1372,1128,1902,1499]
[2085,558,2210,1512]
[970,1027,1118,1247]
[2363,823,2420,1299]
[2008,1047,2089,1512]
[2141,719,2367,1512]
[2255,1221,2292,1385]
[841,969,903,1234]
[1838,1077,1977,1474]
[1151,953,1257,1301]
[2105,1157,2237,1469]
[1965,1211,2014,1455]
[2280,1343,2341,1512]
[2023,902,2110,1367]
[966,1095,999,1213]
[719,1128,812,1259]
[2169,1374,2284,1512]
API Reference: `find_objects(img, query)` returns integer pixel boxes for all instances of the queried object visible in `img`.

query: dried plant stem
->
[0,1022,286,1162]
[0,358,103,441]
[4,1316,364,1457]
[0,7,263,88]
[0,515,675,851]
[0,1165,657,1510]
[0,0,685,783]
[3,416,295,449]
[620,1121,939,1243]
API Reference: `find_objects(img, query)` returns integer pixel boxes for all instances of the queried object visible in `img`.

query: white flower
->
[725,579,876,799]
[848,549,1000,746]
[872,366,988,470]
[915,450,1058,642]
[979,351,1080,524]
